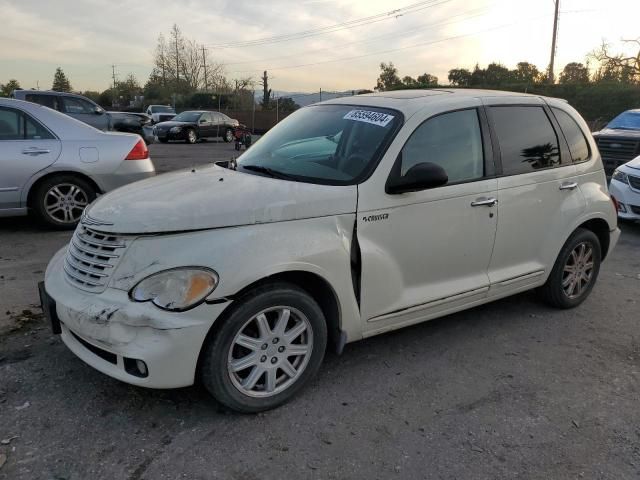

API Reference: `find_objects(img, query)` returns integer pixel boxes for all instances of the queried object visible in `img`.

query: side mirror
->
[94,107,104,115]
[199,119,207,124]
[386,162,448,194]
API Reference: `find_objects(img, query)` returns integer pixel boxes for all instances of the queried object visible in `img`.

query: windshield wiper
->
[240,164,298,180]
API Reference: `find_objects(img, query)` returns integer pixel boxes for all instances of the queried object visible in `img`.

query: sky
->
[1,0,639,93]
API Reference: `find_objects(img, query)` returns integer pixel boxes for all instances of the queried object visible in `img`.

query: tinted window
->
[552,108,590,163]
[26,94,59,110]
[400,109,484,183]
[491,106,560,175]
[200,113,211,122]
[0,108,23,140]
[0,108,54,140]
[62,97,94,114]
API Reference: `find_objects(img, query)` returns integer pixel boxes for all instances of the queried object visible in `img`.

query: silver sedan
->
[0,98,155,228]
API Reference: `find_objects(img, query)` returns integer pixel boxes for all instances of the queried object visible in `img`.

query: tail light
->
[125,139,149,160]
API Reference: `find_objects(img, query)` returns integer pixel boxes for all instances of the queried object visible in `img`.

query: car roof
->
[320,88,552,117]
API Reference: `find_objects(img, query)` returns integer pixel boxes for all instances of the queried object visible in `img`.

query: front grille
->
[628,174,640,191]
[630,205,640,215]
[64,225,128,293]
[597,137,640,174]
[69,329,117,364]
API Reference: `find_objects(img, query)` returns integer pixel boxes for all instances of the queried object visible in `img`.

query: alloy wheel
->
[44,183,89,224]
[188,130,197,143]
[227,306,313,398]
[562,242,595,299]
[225,129,234,142]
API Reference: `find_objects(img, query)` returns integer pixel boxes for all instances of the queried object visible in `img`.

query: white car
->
[0,98,155,228]
[145,105,176,124]
[609,156,640,221]
[42,90,619,412]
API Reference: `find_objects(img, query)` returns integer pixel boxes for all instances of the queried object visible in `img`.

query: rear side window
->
[552,107,590,163]
[490,106,561,175]
[400,109,484,183]
[26,94,59,110]
[0,107,55,140]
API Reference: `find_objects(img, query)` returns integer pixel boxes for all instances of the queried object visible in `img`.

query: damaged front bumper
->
[44,248,230,388]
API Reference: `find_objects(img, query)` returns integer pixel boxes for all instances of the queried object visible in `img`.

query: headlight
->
[130,268,218,312]
[170,126,182,133]
[612,169,629,184]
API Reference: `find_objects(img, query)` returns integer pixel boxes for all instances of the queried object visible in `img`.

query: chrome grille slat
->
[64,224,129,293]
[628,174,640,191]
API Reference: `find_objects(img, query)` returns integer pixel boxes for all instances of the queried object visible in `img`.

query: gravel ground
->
[1,142,639,479]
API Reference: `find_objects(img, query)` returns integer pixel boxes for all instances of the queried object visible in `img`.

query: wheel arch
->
[196,270,343,380]
[26,170,102,209]
[576,218,611,261]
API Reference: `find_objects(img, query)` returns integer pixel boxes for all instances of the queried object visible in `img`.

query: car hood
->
[621,155,640,170]
[84,165,357,234]
[154,120,195,128]
[593,128,640,138]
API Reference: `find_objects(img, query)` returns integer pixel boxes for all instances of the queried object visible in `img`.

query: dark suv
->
[592,109,640,176]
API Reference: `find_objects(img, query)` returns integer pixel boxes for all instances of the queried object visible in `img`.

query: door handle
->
[559,181,578,191]
[21,148,51,156]
[471,197,498,207]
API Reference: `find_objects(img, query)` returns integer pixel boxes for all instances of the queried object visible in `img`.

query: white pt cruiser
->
[42,90,620,412]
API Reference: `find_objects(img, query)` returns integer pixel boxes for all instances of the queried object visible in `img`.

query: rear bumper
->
[93,158,156,192]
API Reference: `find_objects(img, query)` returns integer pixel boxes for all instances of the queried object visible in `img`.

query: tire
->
[200,282,327,413]
[186,129,198,144]
[223,128,234,143]
[537,228,601,309]
[32,175,97,229]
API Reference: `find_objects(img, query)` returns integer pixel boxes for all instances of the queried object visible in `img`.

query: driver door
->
[357,103,498,335]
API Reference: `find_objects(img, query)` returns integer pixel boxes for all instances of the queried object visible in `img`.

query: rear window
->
[490,106,561,175]
[26,94,60,110]
[552,107,590,163]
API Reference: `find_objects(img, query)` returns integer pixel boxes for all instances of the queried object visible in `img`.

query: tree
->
[591,39,640,84]
[276,97,300,113]
[260,70,272,109]
[375,62,402,91]
[1,79,21,96]
[402,75,417,87]
[484,63,512,86]
[448,68,471,87]
[559,62,590,84]
[416,73,438,87]
[513,62,543,85]
[52,67,72,92]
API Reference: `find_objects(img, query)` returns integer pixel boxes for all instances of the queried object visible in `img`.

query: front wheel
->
[538,228,601,309]
[200,283,327,413]
[186,129,198,144]
[223,128,234,143]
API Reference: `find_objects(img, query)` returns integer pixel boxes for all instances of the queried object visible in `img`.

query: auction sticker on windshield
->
[343,110,394,127]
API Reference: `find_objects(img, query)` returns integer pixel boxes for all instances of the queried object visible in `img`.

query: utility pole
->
[261,70,270,108]
[111,65,118,107]
[201,46,208,91]
[174,32,180,88]
[548,0,560,84]
[319,87,322,102]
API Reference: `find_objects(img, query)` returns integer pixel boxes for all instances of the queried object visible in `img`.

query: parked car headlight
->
[612,169,629,184]
[170,126,182,133]
[130,268,218,312]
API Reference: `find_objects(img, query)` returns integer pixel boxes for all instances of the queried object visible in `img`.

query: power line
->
[224,5,492,67]
[206,0,452,48]
[229,14,552,75]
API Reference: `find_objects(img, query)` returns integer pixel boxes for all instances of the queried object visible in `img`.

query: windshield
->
[607,111,640,130]
[173,112,201,122]
[237,104,401,185]
[152,106,175,113]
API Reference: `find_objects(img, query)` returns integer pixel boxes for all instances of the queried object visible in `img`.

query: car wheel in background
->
[33,175,97,229]
[538,228,601,309]
[224,128,234,143]
[200,282,327,413]
[186,129,198,144]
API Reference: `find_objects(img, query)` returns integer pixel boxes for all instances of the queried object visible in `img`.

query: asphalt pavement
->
[1,141,639,479]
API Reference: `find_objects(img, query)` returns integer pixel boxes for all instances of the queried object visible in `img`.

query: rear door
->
[0,106,61,209]
[199,112,215,138]
[60,96,109,130]
[484,99,585,296]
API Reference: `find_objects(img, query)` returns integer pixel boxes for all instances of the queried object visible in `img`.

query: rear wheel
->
[223,128,234,143]
[33,175,96,229]
[200,283,327,413]
[538,228,601,309]
[186,129,198,144]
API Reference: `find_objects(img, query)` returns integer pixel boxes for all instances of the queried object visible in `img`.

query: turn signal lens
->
[125,139,149,160]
